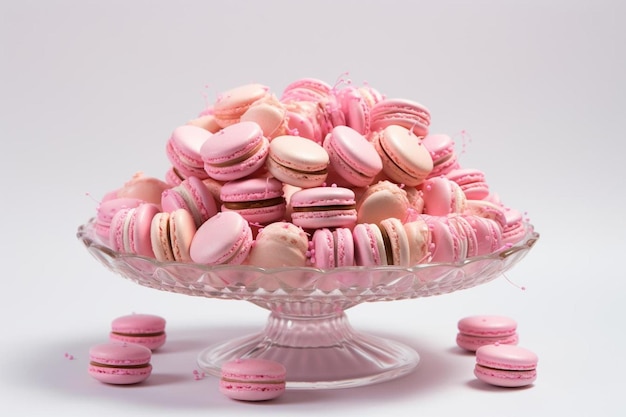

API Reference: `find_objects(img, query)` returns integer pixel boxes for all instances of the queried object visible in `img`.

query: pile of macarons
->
[94,77,530,268]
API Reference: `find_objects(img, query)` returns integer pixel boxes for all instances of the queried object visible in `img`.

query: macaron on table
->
[77,76,539,390]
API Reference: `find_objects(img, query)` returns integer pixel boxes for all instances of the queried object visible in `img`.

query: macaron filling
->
[223,197,286,210]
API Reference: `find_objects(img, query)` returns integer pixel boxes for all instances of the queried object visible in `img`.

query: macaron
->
[113,172,171,208]
[200,121,270,181]
[372,125,433,186]
[474,344,538,388]
[95,197,143,245]
[323,125,382,187]
[403,219,432,265]
[352,221,410,267]
[378,217,411,266]
[289,186,357,229]
[109,203,160,258]
[161,176,218,227]
[424,215,464,263]
[213,83,271,127]
[310,227,355,268]
[446,168,490,200]
[246,221,309,268]
[421,176,468,215]
[150,209,197,262]
[219,358,286,401]
[240,95,289,139]
[266,135,329,187]
[356,180,410,225]
[281,77,333,103]
[165,125,212,180]
[422,134,459,178]
[110,313,167,350]
[88,342,152,385]
[189,211,253,266]
[457,315,519,352]
[370,98,431,137]
[502,208,527,245]
[335,85,378,136]
[220,177,286,225]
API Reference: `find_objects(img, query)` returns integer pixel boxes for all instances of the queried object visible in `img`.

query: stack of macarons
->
[94,76,531,268]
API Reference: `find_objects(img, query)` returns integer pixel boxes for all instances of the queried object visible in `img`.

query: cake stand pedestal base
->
[197,309,419,389]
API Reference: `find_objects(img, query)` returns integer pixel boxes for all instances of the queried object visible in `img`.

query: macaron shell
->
[379,217,410,266]
[356,180,409,225]
[289,186,357,229]
[130,203,160,257]
[213,83,270,127]
[220,177,286,224]
[115,173,171,207]
[373,125,433,186]
[246,221,309,268]
[475,344,538,371]
[150,212,175,262]
[166,125,212,179]
[403,219,432,264]
[422,176,467,215]
[370,98,431,137]
[457,333,519,352]
[353,223,386,266]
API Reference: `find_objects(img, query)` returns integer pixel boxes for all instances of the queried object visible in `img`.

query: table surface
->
[1,1,624,416]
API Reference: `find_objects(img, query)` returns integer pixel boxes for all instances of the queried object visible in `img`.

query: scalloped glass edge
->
[77,218,539,305]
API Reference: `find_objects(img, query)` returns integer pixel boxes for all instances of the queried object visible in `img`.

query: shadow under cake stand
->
[77,219,539,389]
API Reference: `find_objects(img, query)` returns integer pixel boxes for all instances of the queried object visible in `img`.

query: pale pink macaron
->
[150,209,197,262]
[280,77,333,103]
[422,134,460,179]
[356,180,410,225]
[161,176,218,227]
[246,221,309,268]
[283,101,324,143]
[369,98,431,137]
[165,125,212,180]
[219,358,286,401]
[457,315,519,352]
[403,218,433,265]
[323,125,382,187]
[266,135,329,188]
[446,168,490,200]
[378,217,411,266]
[310,227,355,268]
[289,186,357,229]
[474,344,538,388]
[213,83,271,128]
[109,203,160,258]
[110,313,167,351]
[187,113,222,133]
[240,95,289,139]
[335,84,384,136]
[372,125,433,186]
[200,121,270,181]
[112,172,171,208]
[88,342,152,385]
[421,176,468,216]
[190,211,253,266]
[220,177,286,225]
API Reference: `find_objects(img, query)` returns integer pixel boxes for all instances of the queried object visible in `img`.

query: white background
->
[1,1,624,415]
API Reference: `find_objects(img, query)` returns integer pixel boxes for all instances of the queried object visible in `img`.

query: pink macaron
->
[200,121,270,181]
[352,220,410,267]
[474,344,538,388]
[112,172,171,208]
[457,315,519,352]
[161,176,218,228]
[501,208,527,245]
[446,168,490,200]
[240,95,289,139]
[266,135,329,188]
[190,211,253,266]
[372,125,433,186]
[220,177,286,225]
[421,176,468,215]
[213,83,271,128]
[369,98,431,137]
[219,358,286,401]
[88,342,152,385]
[281,77,333,103]
[110,313,167,351]
[423,215,464,263]
[165,125,212,180]
[95,197,143,245]
[310,227,355,268]
[289,186,357,229]
[246,221,309,268]
[422,134,460,178]
[335,84,383,136]
[323,125,382,187]
[109,203,160,258]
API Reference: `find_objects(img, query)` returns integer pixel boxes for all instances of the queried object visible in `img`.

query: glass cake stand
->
[77,218,539,389]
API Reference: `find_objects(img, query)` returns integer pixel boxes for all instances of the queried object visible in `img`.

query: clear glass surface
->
[77,218,539,389]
